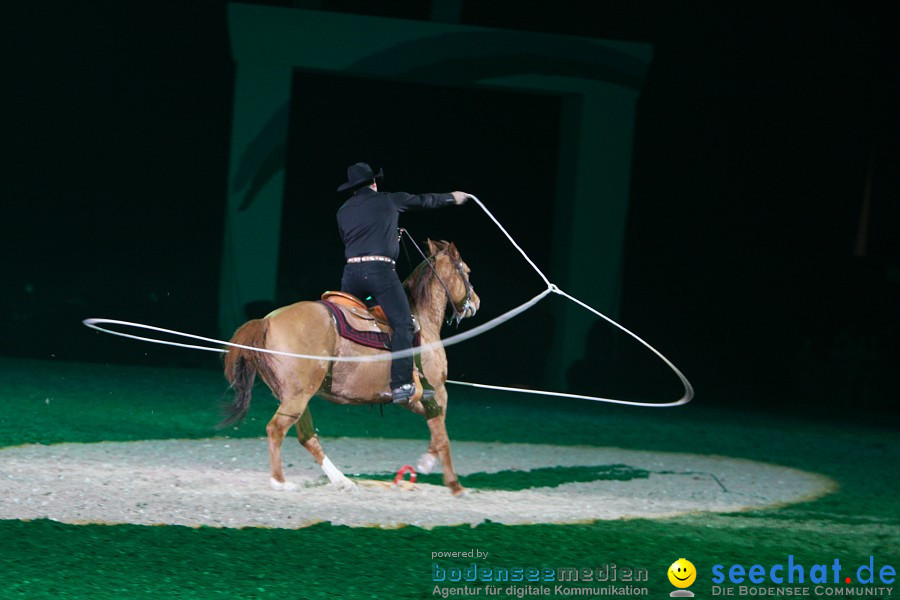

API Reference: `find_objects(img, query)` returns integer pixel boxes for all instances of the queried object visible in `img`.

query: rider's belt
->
[347,255,396,265]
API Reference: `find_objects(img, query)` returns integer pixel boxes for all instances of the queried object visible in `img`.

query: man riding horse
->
[335,162,473,404]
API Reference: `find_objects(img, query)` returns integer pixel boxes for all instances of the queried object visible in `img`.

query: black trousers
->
[341,262,414,390]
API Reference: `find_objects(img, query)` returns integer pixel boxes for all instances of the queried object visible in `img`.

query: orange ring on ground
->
[393,465,417,485]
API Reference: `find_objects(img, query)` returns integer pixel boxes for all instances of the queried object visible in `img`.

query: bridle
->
[448,260,476,326]
[399,229,475,326]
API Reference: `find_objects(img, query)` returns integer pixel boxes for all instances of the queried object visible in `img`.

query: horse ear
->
[426,239,438,256]
[448,242,459,259]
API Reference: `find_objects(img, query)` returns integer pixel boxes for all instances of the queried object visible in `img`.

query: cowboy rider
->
[335,162,472,404]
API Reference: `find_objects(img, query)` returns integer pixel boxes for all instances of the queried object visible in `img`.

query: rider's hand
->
[451,191,472,205]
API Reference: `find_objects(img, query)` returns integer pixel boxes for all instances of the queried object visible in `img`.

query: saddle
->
[319,291,419,350]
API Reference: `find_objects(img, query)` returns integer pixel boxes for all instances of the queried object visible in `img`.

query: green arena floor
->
[1,357,897,599]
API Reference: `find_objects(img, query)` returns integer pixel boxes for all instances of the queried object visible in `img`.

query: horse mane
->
[404,240,459,309]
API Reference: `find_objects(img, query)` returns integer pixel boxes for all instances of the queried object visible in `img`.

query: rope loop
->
[83,196,693,408]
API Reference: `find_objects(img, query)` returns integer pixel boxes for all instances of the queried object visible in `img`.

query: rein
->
[399,229,474,326]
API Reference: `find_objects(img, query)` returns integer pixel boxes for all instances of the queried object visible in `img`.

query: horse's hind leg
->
[295,408,356,491]
[266,409,302,491]
[266,381,318,491]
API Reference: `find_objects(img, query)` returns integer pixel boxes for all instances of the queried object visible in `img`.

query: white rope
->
[444,380,690,408]
[83,287,551,362]
[469,195,551,288]
[83,195,693,407]
[446,195,692,406]
[539,287,694,406]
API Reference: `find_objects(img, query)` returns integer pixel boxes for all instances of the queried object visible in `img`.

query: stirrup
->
[391,384,434,405]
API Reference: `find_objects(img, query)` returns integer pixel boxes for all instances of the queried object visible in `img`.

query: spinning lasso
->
[83,196,693,408]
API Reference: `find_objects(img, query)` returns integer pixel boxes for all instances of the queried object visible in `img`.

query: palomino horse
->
[221,240,479,495]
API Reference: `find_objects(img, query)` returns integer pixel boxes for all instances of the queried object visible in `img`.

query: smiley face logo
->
[668,558,697,588]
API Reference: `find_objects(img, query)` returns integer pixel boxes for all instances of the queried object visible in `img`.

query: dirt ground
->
[0,437,833,529]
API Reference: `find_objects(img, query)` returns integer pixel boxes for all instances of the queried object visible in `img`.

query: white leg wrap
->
[321,456,343,482]
[416,452,439,474]
[322,456,356,491]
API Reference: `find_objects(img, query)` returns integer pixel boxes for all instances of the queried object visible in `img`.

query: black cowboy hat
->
[337,162,384,192]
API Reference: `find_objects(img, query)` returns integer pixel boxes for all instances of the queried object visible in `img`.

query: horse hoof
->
[447,480,467,496]
[270,478,298,492]
[416,453,438,474]
[334,477,358,492]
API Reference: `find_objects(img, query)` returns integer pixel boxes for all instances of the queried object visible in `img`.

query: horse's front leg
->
[402,399,440,474]
[415,353,464,494]
[426,413,464,495]
[412,384,463,495]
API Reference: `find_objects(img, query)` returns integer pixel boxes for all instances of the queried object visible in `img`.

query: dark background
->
[3,1,898,415]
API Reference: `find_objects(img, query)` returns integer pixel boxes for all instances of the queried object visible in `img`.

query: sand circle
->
[0,438,834,529]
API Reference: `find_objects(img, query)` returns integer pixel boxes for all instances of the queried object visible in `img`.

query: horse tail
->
[220,318,280,428]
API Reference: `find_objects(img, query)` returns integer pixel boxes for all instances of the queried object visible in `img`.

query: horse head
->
[427,239,480,324]
[406,240,480,325]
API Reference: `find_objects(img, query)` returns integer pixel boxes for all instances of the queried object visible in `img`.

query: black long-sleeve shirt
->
[337,187,454,260]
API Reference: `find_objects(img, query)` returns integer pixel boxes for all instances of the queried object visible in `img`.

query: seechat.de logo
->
[668,558,697,597]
